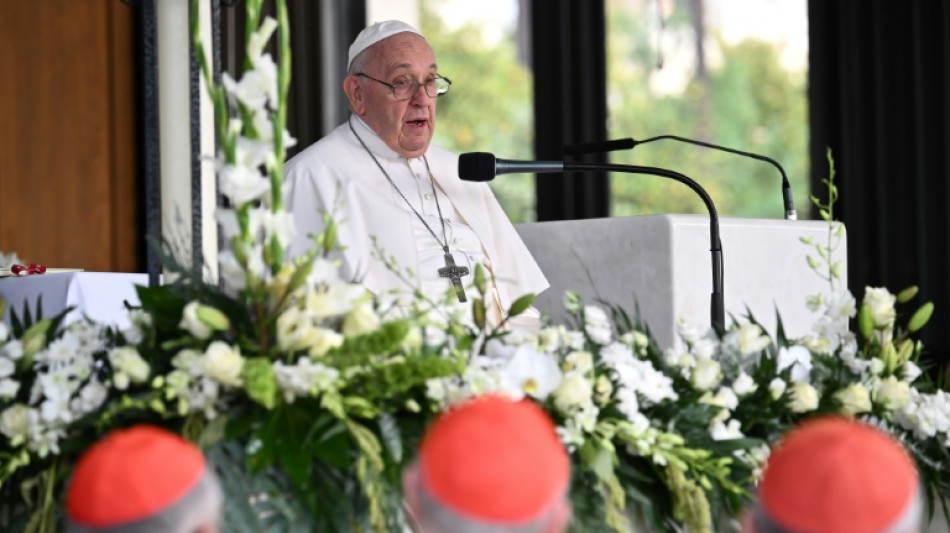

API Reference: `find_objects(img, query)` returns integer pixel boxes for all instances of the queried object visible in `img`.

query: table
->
[0,272,149,331]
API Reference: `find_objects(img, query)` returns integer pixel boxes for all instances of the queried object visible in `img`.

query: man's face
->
[346,33,439,158]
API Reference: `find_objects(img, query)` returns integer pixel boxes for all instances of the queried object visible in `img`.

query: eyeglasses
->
[355,73,452,100]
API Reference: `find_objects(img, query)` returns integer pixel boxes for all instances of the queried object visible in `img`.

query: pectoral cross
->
[438,251,470,303]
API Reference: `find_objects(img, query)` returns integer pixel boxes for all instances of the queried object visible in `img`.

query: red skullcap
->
[758,416,919,533]
[418,395,570,524]
[66,425,206,528]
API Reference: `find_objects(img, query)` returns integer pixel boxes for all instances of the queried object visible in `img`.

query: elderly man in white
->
[283,20,547,327]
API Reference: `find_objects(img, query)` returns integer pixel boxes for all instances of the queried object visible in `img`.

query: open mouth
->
[407,119,427,127]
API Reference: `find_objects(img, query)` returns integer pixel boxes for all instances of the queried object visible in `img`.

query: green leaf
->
[472,298,486,330]
[473,263,487,294]
[507,293,535,317]
[242,357,278,409]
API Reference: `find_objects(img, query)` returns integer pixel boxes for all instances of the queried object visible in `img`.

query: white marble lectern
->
[516,215,846,350]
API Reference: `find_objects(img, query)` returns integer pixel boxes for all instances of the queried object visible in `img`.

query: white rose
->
[788,382,819,413]
[690,357,722,391]
[874,376,911,412]
[179,301,212,340]
[593,375,613,405]
[308,328,344,358]
[553,372,593,413]
[108,347,151,389]
[834,383,872,415]
[863,287,897,329]
[563,351,593,374]
[732,372,758,397]
[342,304,381,337]
[202,341,245,387]
[0,404,32,439]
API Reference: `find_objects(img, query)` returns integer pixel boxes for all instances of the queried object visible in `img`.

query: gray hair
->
[750,484,923,533]
[65,469,223,533]
[410,469,567,533]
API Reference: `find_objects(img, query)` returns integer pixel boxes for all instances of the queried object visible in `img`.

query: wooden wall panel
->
[0,1,139,272]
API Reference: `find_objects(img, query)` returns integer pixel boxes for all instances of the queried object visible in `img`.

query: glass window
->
[367,0,536,222]
[606,0,809,219]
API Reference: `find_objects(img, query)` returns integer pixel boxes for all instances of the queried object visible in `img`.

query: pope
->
[284,20,548,328]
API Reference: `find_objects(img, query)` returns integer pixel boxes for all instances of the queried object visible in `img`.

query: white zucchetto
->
[348,20,424,71]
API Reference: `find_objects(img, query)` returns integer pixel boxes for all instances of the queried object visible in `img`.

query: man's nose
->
[409,82,431,104]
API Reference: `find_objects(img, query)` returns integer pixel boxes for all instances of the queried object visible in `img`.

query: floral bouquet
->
[0,2,947,533]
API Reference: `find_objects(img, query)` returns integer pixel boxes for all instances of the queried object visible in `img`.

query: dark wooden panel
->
[0,1,138,272]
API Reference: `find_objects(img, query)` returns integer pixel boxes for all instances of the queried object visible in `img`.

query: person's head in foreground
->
[65,425,222,533]
[745,416,922,533]
[404,395,572,532]
[344,20,449,159]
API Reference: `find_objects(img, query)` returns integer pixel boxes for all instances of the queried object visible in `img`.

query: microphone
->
[459,152,725,333]
[458,153,563,181]
[564,135,797,220]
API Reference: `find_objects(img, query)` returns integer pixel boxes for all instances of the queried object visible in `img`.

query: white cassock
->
[283,115,549,326]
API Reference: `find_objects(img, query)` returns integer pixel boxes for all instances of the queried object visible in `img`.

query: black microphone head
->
[458,152,497,182]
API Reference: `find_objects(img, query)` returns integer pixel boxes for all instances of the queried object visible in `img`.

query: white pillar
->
[156,0,218,282]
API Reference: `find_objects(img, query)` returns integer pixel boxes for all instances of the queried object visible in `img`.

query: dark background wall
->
[809,1,950,371]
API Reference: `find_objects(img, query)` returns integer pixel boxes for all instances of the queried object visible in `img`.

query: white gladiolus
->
[201,342,245,388]
[788,382,819,413]
[0,322,8,343]
[219,164,271,207]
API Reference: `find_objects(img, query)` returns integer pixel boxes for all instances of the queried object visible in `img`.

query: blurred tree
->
[416,0,809,222]
[419,1,536,222]
[607,1,809,219]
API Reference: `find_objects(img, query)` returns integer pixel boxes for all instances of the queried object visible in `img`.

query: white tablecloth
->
[0,272,148,331]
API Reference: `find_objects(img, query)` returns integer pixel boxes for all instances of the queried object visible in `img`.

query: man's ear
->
[343,76,365,115]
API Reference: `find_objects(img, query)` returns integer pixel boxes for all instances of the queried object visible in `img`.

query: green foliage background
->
[419,0,809,223]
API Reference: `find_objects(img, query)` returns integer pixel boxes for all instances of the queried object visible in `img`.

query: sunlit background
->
[367,0,808,223]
